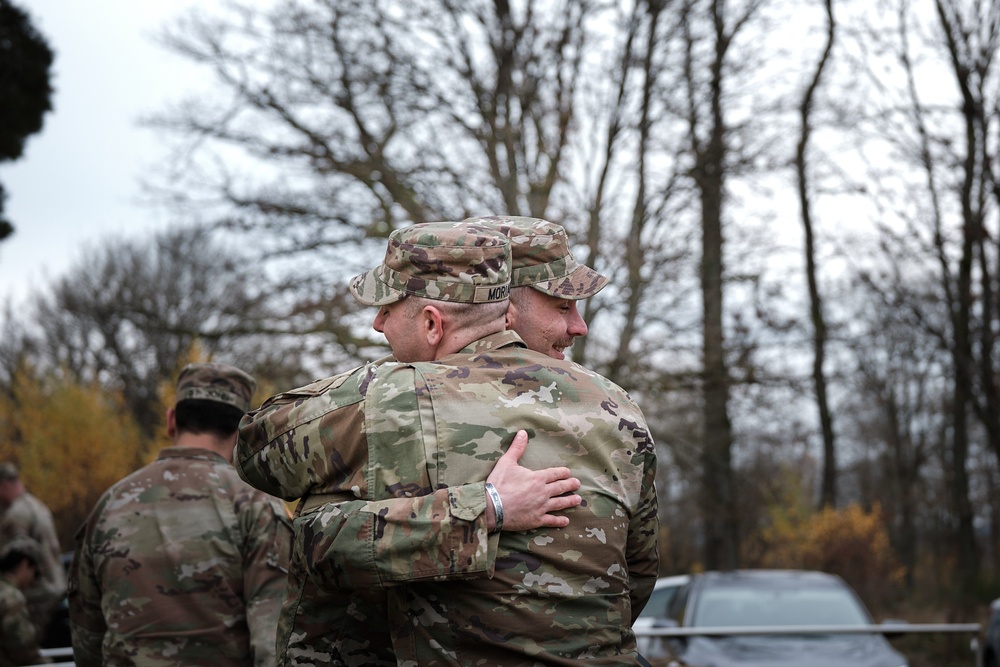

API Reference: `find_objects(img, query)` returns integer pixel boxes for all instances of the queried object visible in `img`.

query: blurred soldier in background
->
[68,362,292,667]
[0,463,65,641]
[0,538,51,665]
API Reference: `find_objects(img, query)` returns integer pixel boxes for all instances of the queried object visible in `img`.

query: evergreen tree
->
[0,0,54,242]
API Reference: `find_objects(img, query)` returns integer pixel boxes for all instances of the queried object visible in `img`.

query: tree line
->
[1,0,999,618]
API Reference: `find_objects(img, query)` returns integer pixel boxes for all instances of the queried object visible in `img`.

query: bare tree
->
[844,279,945,591]
[148,0,818,574]
[10,227,311,438]
[927,0,1000,595]
[795,0,838,509]
[675,0,770,571]
[146,0,618,361]
[833,0,1000,597]
[142,0,1000,592]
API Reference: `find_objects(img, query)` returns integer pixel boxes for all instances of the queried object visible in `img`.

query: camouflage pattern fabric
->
[236,330,659,666]
[236,354,492,666]
[68,447,292,667]
[0,576,49,666]
[466,215,609,299]
[176,362,257,411]
[0,491,66,638]
[349,221,511,306]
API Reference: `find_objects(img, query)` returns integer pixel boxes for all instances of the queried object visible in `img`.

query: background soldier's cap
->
[466,215,609,299]
[0,462,18,481]
[350,221,512,306]
[176,362,257,413]
[0,536,43,565]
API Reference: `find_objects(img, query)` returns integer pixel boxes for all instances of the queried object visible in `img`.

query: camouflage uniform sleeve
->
[624,411,660,620]
[29,494,67,596]
[239,490,293,667]
[291,362,498,589]
[235,365,372,500]
[67,520,105,667]
[295,484,498,592]
[0,583,49,665]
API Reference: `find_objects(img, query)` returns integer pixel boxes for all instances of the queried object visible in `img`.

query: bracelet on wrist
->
[484,482,504,533]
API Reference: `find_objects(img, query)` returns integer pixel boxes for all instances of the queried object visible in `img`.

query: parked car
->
[634,575,690,658]
[982,597,1000,667]
[638,569,909,667]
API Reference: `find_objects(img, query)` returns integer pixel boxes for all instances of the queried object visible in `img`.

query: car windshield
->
[691,584,871,627]
[636,583,685,621]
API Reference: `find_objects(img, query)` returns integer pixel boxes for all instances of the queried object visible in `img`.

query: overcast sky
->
[0,1,216,307]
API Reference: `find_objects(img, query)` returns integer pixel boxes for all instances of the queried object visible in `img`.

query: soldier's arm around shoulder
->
[293,484,496,593]
[234,364,375,499]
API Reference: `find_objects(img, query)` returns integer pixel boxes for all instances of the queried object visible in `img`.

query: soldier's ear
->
[421,304,445,346]
[166,407,178,438]
[505,301,519,331]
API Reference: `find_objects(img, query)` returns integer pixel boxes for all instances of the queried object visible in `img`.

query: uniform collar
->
[456,329,527,355]
[157,445,229,463]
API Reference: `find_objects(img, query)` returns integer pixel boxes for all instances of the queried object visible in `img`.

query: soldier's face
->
[373,298,427,362]
[13,559,37,589]
[507,289,588,360]
[0,480,17,505]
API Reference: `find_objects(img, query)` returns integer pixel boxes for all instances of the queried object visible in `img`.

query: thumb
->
[501,430,529,465]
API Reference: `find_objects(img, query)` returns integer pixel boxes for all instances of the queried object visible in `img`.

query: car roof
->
[693,569,845,586]
[674,570,877,630]
[653,574,691,589]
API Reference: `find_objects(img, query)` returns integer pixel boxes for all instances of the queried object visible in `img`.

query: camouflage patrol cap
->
[349,221,512,306]
[0,536,42,565]
[0,462,18,481]
[176,362,257,413]
[466,215,609,299]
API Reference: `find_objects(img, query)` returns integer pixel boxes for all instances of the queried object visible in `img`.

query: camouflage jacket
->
[0,576,49,667]
[68,447,292,667]
[237,330,659,666]
[236,350,493,666]
[0,491,66,627]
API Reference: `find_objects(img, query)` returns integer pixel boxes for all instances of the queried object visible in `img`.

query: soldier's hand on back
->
[485,430,582,531]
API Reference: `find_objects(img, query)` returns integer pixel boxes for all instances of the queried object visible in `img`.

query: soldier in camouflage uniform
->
[0,463,65,642]
[236,221,659,666]
[0,539,51,666]
[68,363,292,667]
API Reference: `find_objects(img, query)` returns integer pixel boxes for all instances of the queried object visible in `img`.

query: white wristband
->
[485,482,504,533]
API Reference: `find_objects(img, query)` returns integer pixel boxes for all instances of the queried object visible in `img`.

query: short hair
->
[174,399,245,439]
[508,286,533,313]
[404,296,508,332]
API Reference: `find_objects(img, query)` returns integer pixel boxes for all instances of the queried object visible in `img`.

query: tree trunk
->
[697,0,737,570]
[795,0,837,510]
